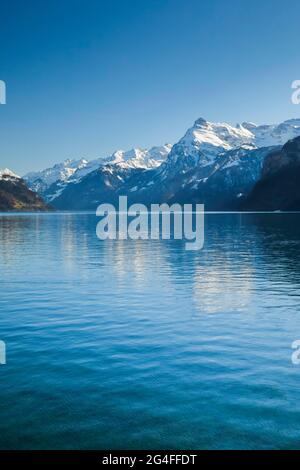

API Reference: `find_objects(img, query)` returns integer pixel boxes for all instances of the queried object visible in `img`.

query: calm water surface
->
[0,213,300,449]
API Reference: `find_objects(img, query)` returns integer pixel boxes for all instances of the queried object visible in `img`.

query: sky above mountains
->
[1,0,300,175]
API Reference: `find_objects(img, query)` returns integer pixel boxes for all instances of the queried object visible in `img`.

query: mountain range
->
[2,117,300,212]
[24,145,172,203]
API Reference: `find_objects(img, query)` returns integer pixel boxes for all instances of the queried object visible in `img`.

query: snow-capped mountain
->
[168,117,253,164]
[24,145,172,202]
[160,117,300,176]
[115,143,277,210]
[241,120,300,147]
[0,168,20,181]
[103,145,172,169]
[166,144,277,209]
[22,116,300,211]
[24,158,88,194]
[191,117,300,151]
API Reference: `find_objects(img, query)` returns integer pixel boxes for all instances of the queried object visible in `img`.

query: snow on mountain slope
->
[24,145,172,201]
[154,117,300,186]
[24,159,88,194]
[103,145,172,169]
[0,168,20,180]
[118,143,277,211]
[242,120,300,147]
[179,117,253,156]
[22,116,300,210]
[164,117,300,170]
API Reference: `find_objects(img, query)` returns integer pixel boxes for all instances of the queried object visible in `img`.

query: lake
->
[0,212,300,449]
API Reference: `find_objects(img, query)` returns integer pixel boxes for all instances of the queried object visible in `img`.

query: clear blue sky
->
[1,0,300,175]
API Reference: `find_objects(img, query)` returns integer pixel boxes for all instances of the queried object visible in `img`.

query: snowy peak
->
[164,118,254,173]
[105,145,172,169]
[182,117,300,153]
[240,119,300,147]
[165,117,300,173]
[190,118,253,150]
[180,118,259,152]
[107,148,150,168]
[24,158,88,192]
[23,144,172,199]
[0,168,20,180]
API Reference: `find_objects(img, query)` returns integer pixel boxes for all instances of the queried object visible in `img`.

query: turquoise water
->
[0,212,300,450]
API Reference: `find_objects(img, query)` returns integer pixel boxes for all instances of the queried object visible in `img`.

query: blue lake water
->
[0,212,300,449]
